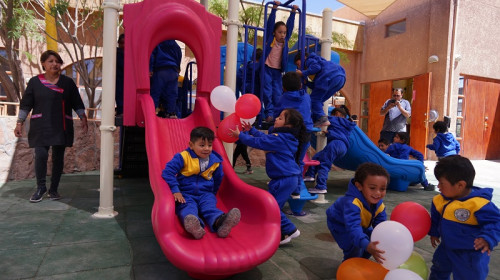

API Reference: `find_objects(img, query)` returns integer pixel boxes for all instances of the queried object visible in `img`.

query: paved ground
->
[0,160,499,279]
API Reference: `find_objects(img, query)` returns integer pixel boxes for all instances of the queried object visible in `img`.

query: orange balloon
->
[336,258,389,280]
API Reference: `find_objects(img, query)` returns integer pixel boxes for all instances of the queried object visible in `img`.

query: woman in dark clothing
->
[14,50,88,203]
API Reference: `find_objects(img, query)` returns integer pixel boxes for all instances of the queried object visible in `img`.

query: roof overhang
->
[337,0,398,19]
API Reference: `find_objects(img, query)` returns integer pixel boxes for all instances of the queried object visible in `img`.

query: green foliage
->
[209,0,228,20]
[5,0,42,42]
[332,31,352,63]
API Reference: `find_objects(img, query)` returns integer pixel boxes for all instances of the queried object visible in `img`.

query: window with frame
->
[455,76,464,147]
[386,20,406,37]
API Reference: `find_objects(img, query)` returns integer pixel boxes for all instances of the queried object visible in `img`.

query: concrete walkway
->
[0,160,498,279]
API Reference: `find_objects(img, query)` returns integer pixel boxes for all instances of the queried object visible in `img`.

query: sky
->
[244,1,345,15]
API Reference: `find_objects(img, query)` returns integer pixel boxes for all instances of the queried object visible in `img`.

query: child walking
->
[231,109,308,245]
[428,155,500,280]
[426,121,460,158]
[326,163,389,262]
[305,107,356,193]
[294,52,346,126]
[386,132,435,191]
[161,127,240,239]
[262,1,298,122]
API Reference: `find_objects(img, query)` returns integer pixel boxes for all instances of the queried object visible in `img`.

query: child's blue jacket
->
[238,127,301,179]
[325,116,356,146]
[429,187,500,250]
[301,52,345,90]
[149,40,182,72]
[426,132,461,157]
[273,89,313,132]
[326,179,386,250]
[264,8,295,71]
[161,148,223,195]
[386,142,424,162]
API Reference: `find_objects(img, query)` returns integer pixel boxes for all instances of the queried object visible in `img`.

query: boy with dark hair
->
[378,138,390,153]
[426,121,461,158]
[162,126,240,239]
[386,132,435,191]
[429,155,500,280]
[294,52,346,127]
[326,163,389,262]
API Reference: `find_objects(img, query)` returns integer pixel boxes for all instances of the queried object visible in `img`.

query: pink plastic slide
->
[123,0,281,278]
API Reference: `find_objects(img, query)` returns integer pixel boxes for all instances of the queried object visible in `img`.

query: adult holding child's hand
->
[14,50,87,203]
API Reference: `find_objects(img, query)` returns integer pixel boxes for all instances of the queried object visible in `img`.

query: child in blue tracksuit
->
[294,52,346,126]
[386,131,435,191]
[150,40,182,118]
[237,48,263,98]
[262,1,297,122]
[429,155,500,280]
[326,163,389,262]
[426,121,461,158]
[306,107,356,193]
[274,72,313,197]
[231,109,308,245]
[161,127,240,239]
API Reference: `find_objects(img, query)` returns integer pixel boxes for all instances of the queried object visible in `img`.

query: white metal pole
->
[223,0,239,165]
[94,0,119,218]
[316,8,333,152]
[200,0,209,9]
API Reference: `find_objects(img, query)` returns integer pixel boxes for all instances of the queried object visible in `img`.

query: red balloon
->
[390,201,431,242]
[235,94,261,119]
[217,113,242,143]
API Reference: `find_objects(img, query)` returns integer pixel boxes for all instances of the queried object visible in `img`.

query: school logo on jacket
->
[454,208,470,222]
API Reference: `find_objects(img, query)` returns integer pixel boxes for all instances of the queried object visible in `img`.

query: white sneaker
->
[290,193,300,199]
[280,229,301,245]
[308,187,327,194]
[303,176,315,182]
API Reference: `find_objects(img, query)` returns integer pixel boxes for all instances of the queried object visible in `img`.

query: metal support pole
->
[222,0,240,165]
[94,0,120,218]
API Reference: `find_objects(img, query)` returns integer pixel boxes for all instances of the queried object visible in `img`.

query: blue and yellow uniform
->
[301,52,346,121]
[429,187,500,280]
[326,179,386,261]
[385,142,433,187]
[426,132,461,158]
[239,127,301,236]
[161,148,224,232]
[306,116,356,191]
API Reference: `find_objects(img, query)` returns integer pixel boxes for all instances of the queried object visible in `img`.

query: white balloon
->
[210,85,236,113]
[384,268,423,280]
[240,116,256,125]
[371,221,414,270]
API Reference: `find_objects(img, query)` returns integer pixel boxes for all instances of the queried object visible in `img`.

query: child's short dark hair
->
[433,121,448,133]
[254,48,263,61]
[190,126,214,142]
[274,21,286,33]
[395,132,409,144]
[354,163,390,185]
[378,138,390,145]
[282,72,302,91]
[294,51,308,63]
[434,155,475,188]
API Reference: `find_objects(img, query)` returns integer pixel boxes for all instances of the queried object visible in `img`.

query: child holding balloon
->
[230,109,308,245]
[262,1,298,122]
[428,155,500,280]
[162,127,240,239]
[326,163,389,262]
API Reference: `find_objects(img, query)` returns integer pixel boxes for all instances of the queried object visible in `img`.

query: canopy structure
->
[337,0,398,18]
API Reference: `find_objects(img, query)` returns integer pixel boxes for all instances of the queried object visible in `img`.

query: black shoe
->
[47,191,61,200]
[156,111,167,118]
[424,183,435,191]
[30,186,47,203]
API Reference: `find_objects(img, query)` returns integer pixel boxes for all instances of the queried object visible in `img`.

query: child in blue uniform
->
[426,121,460,158]
[150,40,182,118]
[306,107,356,193]
[162,127,240,239]
[274,72,313,197]
[231,109,308,245]
[326,163,389,262]
[377,138,390,153]
[429,155,500,280]
[386,132,435,191]
[262,1,298,122]
[237,48,263,97]
[294,52,346,126]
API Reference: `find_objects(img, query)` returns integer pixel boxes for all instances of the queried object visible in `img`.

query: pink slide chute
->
[123,0,281,278]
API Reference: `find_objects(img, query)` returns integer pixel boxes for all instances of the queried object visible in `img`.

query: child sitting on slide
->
[161,126,240,239]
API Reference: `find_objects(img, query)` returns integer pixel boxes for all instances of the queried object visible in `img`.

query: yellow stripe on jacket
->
[352,198,385,228]
[433,195,490,225]
[179,151,220,180]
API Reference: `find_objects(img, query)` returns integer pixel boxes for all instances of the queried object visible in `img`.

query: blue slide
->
[333,126,426,191]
